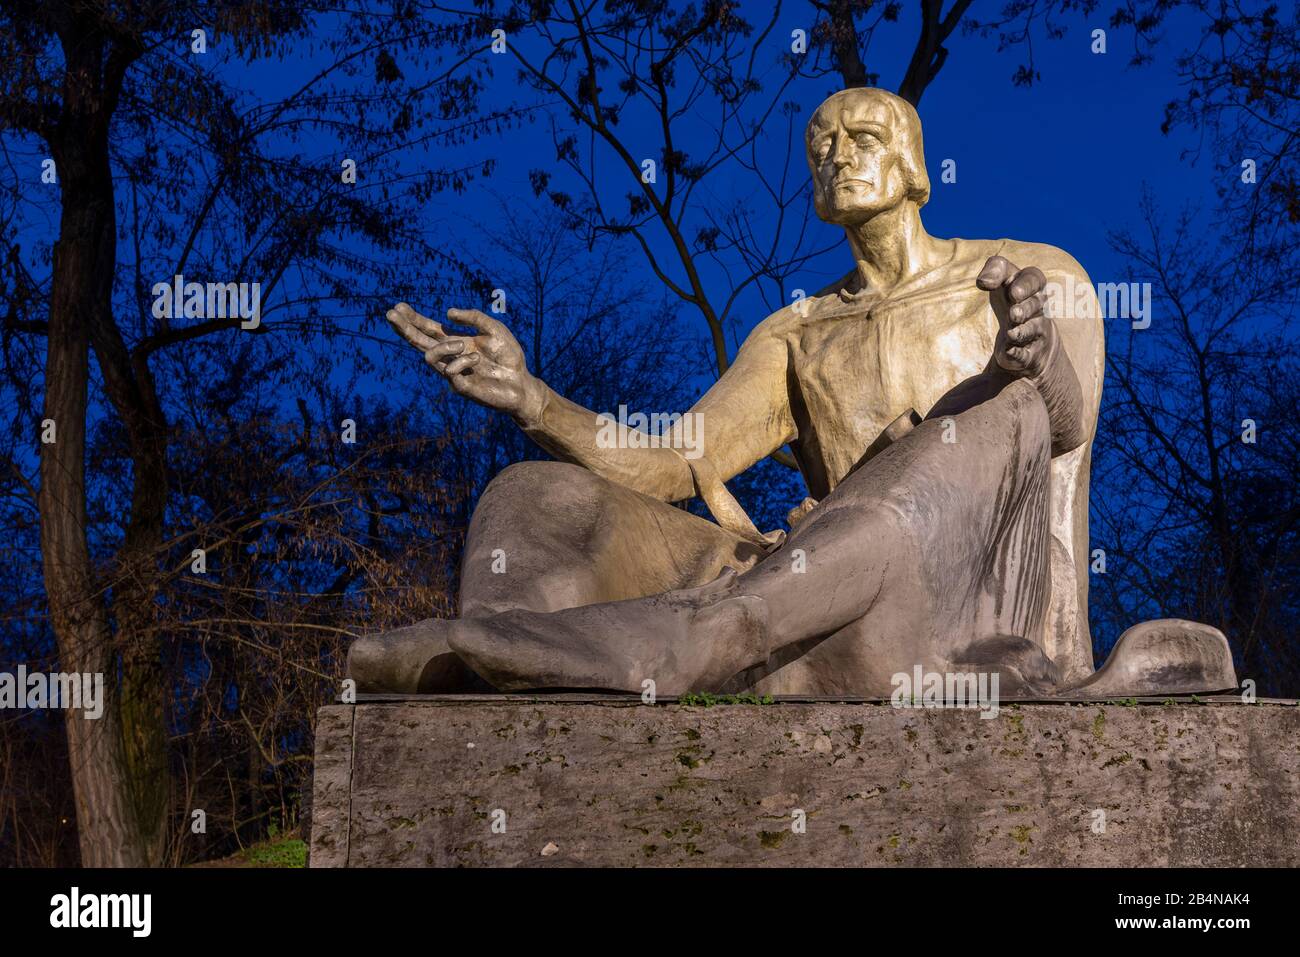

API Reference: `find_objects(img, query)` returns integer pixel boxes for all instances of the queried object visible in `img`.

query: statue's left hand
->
[977,255,1056,379]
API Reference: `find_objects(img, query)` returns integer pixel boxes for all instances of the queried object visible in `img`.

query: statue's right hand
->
[385,303,546,421]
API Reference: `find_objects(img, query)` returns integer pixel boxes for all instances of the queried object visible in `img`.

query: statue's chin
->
[814,192,901,229]
[818,205,885,229]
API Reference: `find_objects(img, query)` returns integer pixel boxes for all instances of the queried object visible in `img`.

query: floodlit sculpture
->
[351,88,1235,698]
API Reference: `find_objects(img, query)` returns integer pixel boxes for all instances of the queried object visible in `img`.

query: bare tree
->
[0,0,500,865]
[427,0,994,472]
[1092,194,1299,692]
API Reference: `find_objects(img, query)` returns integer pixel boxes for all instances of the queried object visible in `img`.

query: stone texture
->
[309,704,354,868]
[311,696,1300,867]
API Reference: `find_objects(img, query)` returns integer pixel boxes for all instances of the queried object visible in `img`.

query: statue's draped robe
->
[520,237,1104,693]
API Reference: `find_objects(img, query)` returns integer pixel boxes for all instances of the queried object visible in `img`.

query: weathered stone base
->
[310,696,1300,867]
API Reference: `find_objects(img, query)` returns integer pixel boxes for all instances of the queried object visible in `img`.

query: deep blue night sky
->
[422,4,1219,348]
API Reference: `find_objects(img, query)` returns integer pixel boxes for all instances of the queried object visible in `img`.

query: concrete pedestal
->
[310,695,1300,867]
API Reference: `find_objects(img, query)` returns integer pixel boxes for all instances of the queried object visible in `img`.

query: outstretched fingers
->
[446,307,504,338]
[387,302,446,349]
[422,338,466,366]
[442,353,480,376]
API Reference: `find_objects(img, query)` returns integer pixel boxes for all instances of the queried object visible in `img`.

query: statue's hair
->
[806,88,931,208]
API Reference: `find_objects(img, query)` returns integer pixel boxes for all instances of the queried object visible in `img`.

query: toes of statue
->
[348,620,494,694]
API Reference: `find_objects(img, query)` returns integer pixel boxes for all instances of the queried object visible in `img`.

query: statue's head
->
[806,87,930,226]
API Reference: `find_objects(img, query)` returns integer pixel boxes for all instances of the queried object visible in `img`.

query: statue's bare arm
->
[386,303,796,502]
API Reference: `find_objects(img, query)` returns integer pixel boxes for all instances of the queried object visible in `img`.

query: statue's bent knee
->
[462,461,615,616]
[468,460,608,553]
[477,460,602,510]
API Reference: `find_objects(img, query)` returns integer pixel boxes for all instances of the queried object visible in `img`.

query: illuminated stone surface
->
[310,696,1299,867]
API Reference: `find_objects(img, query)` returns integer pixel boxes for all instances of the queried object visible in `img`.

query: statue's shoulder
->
[738,309,797,349]
[736,272,857,350]
[979,237,1095,284]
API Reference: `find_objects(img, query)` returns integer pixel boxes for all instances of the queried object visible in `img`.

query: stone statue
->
[350,88,1236,698]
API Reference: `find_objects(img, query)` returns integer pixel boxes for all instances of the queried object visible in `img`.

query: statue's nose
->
[830,134,855,168]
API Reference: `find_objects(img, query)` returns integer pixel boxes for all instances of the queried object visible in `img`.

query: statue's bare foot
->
[348,619,495,693]
[1059,619,1237,698]
[446,573,770,693]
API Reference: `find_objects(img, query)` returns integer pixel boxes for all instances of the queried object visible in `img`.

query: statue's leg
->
[742,374,1060,695]
[448,377,1060,693]
[347,460,763,692]
[457,461,765,615]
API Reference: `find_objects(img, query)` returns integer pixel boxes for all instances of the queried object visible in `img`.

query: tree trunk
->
[41,162,149,866]
[827,0,870,87]
[38,22,167,866]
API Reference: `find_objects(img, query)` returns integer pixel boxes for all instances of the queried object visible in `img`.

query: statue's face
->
[807,92,912,226]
